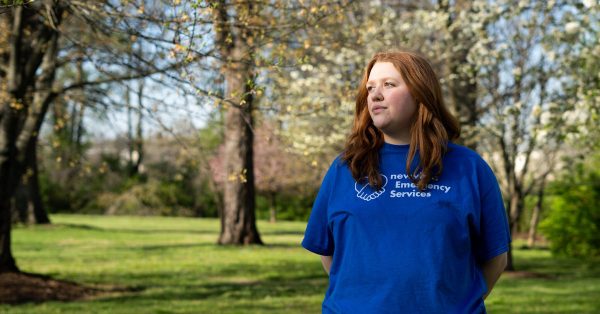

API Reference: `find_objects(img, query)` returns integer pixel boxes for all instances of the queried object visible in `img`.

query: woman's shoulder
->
[329,152,348,170]
[446,142,490,166]
[320,153,348,176]
[446,142,498,178]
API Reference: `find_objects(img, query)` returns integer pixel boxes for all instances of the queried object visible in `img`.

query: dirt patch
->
[0,272,139,304]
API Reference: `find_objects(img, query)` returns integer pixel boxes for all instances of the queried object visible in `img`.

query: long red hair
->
[342,50,460,190]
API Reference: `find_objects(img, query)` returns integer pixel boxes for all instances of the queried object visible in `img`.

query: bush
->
[39,166,107,214]
[539,154,600,259]
[193,178,220,217]
[255,191,315,222]
[93,179,197,217]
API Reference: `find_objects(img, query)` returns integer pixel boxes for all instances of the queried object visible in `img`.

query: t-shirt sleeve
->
[301,160,336,256]
[473,157,512,264]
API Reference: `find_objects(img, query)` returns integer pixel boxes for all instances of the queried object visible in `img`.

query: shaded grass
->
[2,214,599,313]
[487,243,600,314]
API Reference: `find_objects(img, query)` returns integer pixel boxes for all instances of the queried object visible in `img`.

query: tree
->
[536,0,600,256]
[0,0,199,272]
[267,0,599,271]
[204,0,356,243]
[0,0,64,273]
[474,0,599,270]
[211,0,262,244]
[253,121,304,223]
[211,120,315,223]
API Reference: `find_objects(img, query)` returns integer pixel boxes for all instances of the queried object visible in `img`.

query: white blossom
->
[512,67,522,77]
[532,105,542,118]
[540,111,552,125]
[582,0,596,9]
[565,21,580,34]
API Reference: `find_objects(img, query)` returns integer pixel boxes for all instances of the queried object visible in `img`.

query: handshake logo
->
[354,174,388,201]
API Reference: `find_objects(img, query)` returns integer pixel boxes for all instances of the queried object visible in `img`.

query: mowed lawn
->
[2,214,599,313]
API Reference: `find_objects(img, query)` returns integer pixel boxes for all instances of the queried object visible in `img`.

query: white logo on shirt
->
[355,174,388,201]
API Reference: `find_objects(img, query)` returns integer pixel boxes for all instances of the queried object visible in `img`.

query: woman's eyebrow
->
[366,77,399,84]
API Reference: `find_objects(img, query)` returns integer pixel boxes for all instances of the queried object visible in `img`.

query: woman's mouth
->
[372,105,386,114]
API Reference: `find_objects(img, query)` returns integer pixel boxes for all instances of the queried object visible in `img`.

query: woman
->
[302,50,511,313]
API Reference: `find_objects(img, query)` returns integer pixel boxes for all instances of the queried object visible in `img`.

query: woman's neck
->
[383,133,410,145]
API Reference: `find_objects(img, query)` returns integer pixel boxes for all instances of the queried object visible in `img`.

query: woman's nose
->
[370,88,383,102]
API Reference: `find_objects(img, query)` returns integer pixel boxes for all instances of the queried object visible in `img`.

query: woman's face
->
[366,62,417,144]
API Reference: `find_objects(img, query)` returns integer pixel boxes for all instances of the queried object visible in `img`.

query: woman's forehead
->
[367,62,402,82]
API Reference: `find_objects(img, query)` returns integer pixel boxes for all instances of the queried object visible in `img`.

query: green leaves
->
[540,153,600,259]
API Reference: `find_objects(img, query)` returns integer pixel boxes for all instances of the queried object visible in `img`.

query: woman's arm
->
[481,252,508,299]
[320,255,333,275]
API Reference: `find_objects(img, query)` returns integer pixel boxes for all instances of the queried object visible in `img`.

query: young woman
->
[302,51,511,313]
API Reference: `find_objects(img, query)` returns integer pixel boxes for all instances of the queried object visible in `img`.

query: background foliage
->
[540,152,600,258]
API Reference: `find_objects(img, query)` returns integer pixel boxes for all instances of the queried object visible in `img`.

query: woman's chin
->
[371,119,389,130]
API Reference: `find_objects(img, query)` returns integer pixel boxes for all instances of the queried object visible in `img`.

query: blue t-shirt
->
[302,142,511,314]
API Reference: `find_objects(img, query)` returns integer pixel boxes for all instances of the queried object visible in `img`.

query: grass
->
[2,214,599,313]
[486,246,600,313]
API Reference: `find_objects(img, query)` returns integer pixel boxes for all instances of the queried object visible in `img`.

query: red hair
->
[342,50,460,190]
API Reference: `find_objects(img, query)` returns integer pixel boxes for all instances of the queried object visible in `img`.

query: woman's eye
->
[385,82,395,87]
[367,86,374,92]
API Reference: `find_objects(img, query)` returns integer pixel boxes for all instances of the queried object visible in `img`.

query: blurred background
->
[0,0,598,313]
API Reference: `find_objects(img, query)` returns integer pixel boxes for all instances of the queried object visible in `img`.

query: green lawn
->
[2,214,599,313]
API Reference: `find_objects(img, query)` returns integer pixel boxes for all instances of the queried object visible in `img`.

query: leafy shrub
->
[255,191,315,222]
[94,179,196,216]
[539,155,600,259]
[39,166,105,214]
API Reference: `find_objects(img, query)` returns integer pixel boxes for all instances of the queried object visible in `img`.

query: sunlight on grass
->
[2,214,599,313]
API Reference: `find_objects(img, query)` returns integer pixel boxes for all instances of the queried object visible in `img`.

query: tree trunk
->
[135,79,144,173]
[218,75,262,244]
[11,142,50,225]
[0,3,62,272]
[508,188,524,235]
[527,181,546,248]
[214,0,262,245]
[126,75,135,176]
[27,141,50,224]
[526,202,541,248]
[12,182,28,224]
[0,193,18,272]
[127,74,144,177]
[0,5,26,273]
[75,102,85,152]
[505,188,523,271]
[74,53,86,154]
[0,114,20,265]
[506,242,514,271]
[269,192,277,224]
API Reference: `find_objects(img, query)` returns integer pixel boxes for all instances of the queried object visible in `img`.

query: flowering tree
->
[270,0,600,270]
[474,0,599,269]
[192,0,357,244]
[210,120,317,223]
